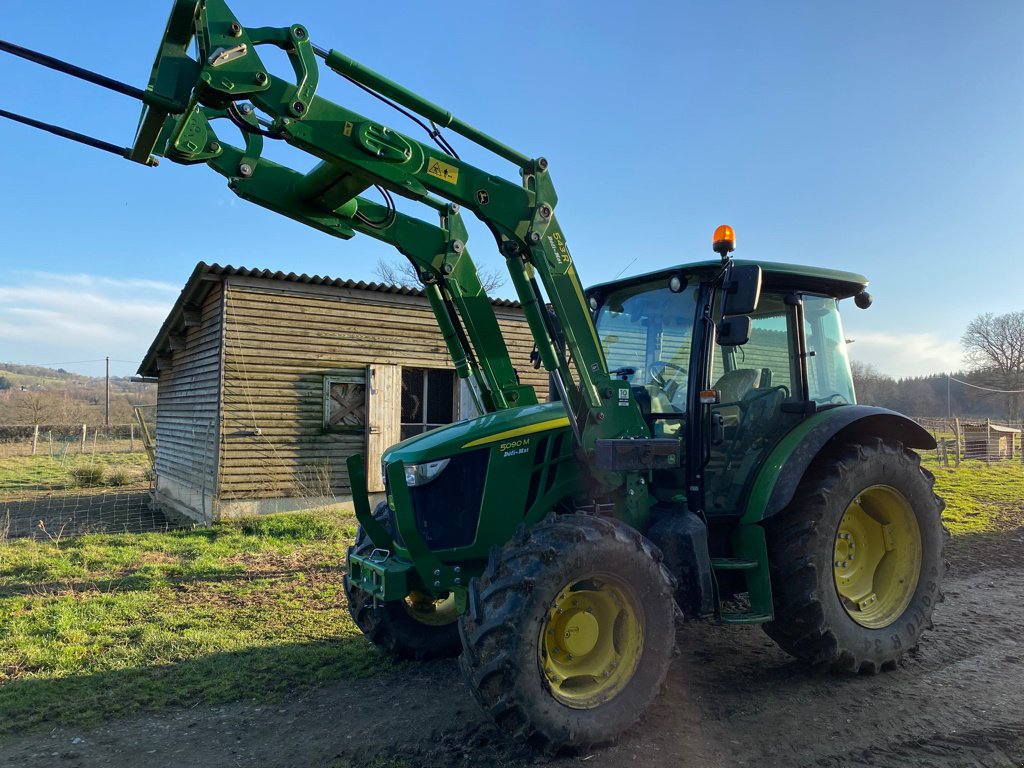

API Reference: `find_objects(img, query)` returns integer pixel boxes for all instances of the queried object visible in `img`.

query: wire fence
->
[915,416,1023,467]
[0,419,172,541]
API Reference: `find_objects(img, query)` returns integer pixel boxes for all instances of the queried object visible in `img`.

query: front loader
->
[1,0,946,751]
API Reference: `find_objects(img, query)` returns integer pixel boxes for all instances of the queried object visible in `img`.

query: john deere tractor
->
[1,0,945,751]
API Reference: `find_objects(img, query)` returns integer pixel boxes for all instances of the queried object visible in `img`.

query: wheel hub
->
[403,591,459,627]
[539,578,643,709]
[833,485,922,628]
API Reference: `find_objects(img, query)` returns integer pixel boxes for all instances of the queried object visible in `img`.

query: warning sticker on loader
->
[427,157,459,185]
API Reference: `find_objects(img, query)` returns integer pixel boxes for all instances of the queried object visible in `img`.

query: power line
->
[948,375,1024,394]
[6,358,141,367]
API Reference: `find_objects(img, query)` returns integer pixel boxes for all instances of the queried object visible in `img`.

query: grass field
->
[0,509,391,734]
[928,457,1024,535]
[0,452,150,494]
[0,458,1020,738]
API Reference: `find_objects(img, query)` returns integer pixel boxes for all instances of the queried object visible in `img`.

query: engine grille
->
[409,449,488,549]
[388,448,489,551]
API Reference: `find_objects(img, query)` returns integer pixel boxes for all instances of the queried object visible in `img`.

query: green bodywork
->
[1,0,936,626]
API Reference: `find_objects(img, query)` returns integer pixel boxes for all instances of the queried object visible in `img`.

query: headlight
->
[404,458,451,487]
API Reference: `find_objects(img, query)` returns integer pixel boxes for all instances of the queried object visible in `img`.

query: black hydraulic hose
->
[0,107,135,160]
[0,39,152,105]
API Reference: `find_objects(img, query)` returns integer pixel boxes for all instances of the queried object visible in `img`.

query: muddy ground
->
[2,531,1022,768]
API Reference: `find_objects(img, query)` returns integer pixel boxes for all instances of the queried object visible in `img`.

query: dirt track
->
[2,533,1022,768]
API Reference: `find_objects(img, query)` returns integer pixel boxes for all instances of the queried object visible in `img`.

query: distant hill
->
[0,363,156,426]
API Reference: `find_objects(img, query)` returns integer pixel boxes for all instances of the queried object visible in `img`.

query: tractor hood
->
[382,401,570,465]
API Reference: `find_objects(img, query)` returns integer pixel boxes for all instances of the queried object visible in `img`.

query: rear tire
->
[764,438,945,673]
[458,514,675,750]
[344,501,462,661]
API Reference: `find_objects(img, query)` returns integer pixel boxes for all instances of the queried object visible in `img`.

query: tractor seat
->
[713,368,760,427]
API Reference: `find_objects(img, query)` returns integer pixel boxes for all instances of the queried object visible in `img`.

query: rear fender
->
[740,406,936,524]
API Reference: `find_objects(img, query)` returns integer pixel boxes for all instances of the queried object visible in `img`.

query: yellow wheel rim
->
[538,577,643,709]
[833,485,922,629]
[403,591,459,627]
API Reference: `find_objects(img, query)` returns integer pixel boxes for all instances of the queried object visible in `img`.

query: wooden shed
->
[138,263,548,524]
[962,420,1020,461]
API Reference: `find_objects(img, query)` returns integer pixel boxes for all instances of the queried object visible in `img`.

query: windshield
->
[595,281,699,415]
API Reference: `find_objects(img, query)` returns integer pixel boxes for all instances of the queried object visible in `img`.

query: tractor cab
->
[590,256,869,519]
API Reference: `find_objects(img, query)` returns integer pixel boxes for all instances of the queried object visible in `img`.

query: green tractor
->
[2,0,945,751]
[346,245,945,747]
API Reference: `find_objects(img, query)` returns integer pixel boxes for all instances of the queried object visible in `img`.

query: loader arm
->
[165,104,538,413]
[0,0,653,465]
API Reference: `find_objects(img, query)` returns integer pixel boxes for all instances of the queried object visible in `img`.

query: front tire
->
[344,502,462,661]
[764,438,946,673]
[458,514,676,750]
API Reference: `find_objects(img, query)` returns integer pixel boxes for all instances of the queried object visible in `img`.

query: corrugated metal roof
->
[138,262,522,376]
[197,264,522,306]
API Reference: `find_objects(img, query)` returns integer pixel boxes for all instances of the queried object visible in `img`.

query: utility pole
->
[105,355,110,427]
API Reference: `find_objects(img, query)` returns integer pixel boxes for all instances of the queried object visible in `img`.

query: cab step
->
[720,611,774,624]
[710,557,759,571]
[711,526,775,625]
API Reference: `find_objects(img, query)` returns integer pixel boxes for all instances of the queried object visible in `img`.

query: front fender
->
[740,405,935,524]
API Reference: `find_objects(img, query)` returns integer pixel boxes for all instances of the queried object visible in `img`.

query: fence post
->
[953,417,961,468]
[130,423,135,453]
[31,424,39,456]
[81,424,87,453]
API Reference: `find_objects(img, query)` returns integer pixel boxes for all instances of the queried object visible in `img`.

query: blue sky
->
[1,1,1022,379]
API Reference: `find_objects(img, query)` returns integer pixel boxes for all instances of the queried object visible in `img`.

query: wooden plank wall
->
[155,283,223,516]
[218,278,548,500]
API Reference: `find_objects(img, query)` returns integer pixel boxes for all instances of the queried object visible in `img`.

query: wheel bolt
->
[835,560,844,567]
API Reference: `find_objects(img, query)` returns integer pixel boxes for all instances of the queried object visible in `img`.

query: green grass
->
[0,459,1020,739]
[927,457,1024,536]
[0,452,150,493]
[0,508,388,734]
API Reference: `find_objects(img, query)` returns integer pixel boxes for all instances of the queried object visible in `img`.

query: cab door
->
[705,292,803,517]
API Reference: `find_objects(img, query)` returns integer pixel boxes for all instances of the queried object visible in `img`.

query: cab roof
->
[588,259,869,301]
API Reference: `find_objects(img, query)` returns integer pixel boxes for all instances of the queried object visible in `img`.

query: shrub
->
[69,465,104,487]
[106,468,132,487]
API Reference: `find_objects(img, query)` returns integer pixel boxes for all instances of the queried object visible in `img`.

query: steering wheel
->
[649,361,687,385]
[648,361,688,407]
[817,393,850,406]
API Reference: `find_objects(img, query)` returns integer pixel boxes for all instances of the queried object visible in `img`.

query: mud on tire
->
[344,501,462,661]
[458,514,676,750]
[764,438,946,673]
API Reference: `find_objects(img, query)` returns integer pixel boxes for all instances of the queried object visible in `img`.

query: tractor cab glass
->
[704,290,857,517]
[803,295,856,406]
[706,291,803,516]
[594,280,700,436]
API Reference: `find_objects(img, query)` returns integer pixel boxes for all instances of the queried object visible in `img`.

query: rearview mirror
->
[717,316,752,346]
[722,264,762,317]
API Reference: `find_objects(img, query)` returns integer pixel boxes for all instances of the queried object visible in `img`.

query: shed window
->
[401,368,456,439]
[323,370,366,432]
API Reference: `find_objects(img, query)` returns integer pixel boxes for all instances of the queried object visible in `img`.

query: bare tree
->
[374,258,507,294]
[850,360,897,408]
[14,391,57,424]
[961,311,1024,420]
